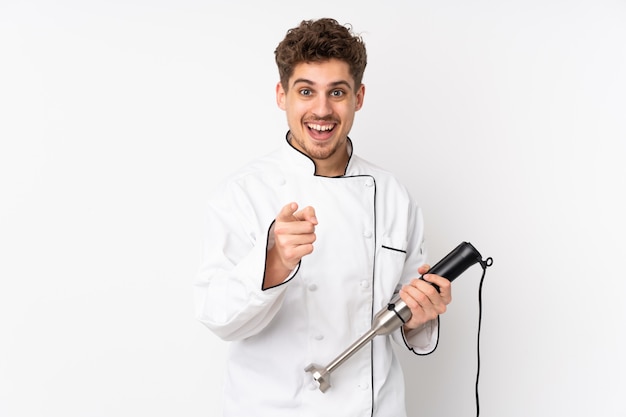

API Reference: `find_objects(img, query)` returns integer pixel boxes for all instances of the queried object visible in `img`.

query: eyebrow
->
[291,78,353,90]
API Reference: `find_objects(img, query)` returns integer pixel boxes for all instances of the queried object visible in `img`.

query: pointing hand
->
[263,202,317,288]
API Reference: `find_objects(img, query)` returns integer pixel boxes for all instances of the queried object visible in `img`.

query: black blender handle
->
[422,242,484,291]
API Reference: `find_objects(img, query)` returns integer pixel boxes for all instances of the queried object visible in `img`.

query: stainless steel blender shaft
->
[304,295,411,393]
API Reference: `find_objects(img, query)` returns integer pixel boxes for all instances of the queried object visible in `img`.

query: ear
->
[276,82,287,110]
[355,83,365,111]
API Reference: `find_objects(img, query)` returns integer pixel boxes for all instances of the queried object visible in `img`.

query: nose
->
[312,95,332,118]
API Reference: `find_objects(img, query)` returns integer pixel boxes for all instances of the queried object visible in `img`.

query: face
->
[276,59,365,176]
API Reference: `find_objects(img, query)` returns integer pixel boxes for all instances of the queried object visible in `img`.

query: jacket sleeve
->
[390,201,440,354]
[193,180,290,341]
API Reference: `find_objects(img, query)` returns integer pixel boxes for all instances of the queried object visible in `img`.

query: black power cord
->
[475,257,493,416]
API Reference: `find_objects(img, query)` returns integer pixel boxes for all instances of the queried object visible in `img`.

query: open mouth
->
[306,123,336,139]
[306,123,335,132]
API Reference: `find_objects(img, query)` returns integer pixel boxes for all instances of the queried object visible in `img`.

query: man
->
[194,18,452,417]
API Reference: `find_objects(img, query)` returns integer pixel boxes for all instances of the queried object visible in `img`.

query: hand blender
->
[305,241,488,393]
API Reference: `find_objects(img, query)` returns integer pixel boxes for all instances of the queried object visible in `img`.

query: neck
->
[313,151,349,177]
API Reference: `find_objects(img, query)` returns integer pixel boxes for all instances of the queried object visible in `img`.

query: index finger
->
[293,206,318,225]
[422,273,451,293]
[275,202,299,222]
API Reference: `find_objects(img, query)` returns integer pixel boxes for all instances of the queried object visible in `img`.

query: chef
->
[194,17,452,417]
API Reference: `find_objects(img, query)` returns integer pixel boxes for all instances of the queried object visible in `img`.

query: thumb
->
[418,264,431,276]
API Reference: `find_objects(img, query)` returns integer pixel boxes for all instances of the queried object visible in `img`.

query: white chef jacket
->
[194,135,439,417]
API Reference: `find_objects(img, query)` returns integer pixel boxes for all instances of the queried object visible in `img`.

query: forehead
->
[289,59,355,89]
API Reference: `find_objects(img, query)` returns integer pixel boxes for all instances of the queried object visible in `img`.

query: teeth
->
[308,123,334,132]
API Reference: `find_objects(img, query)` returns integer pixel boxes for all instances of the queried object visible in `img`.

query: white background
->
[1,1,625,416]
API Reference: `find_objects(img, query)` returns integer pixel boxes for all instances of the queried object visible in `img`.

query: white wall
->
[1,1,624,416]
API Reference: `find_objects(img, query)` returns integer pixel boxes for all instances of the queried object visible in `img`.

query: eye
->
[299,88,312,96]
[330,90,345,97]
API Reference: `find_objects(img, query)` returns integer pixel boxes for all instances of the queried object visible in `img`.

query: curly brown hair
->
[274,18,367,91]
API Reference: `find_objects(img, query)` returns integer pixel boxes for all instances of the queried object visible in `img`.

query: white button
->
[308,381,318,391]
[360,280,370,289]
[359,382,370,390]
[314,334,324,341]
[308,284,318,291]
[363,231,372,238]
[364,179,374,187]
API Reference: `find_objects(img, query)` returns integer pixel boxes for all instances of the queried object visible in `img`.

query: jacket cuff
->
[400,316,440,355]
